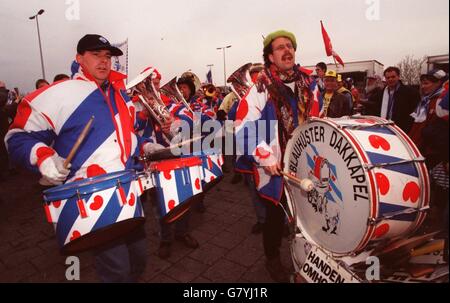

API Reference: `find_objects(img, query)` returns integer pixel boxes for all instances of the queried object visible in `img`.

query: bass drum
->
[283,116,430,255]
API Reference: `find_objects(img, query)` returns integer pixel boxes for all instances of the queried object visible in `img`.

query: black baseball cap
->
[77,34,123,56]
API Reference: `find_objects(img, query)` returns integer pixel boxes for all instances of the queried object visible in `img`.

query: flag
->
[111,39,129,76]
[206,69,213,84]
[320,21,344,68]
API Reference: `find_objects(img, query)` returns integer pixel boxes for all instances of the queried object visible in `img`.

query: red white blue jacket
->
[5,61,150,182]
[234,66,319,204]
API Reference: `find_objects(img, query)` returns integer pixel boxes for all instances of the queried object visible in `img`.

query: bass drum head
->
[284,119,372,255]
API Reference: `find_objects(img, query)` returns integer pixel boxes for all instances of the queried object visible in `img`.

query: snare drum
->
[43,170,145,255]
[150,157,203,223]
[193,149,224,192]
[284,116,430,255]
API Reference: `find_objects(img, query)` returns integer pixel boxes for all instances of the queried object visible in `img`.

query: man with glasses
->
[234,29,320,282]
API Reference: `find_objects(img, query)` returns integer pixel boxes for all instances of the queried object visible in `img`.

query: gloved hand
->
[38,154,71,185]
[143,142,165,155]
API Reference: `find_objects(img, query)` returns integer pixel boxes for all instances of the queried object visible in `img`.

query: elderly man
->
[235,29,320,282]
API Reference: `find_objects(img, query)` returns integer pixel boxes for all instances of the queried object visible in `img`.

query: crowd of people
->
[0,29,448,283]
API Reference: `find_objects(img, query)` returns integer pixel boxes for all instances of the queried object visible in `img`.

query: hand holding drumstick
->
[63,116,95,169]
[281,172,314,192]
[38,116,95,185]
[263,163,314,192]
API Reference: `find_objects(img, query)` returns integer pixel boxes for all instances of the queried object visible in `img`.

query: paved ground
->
[0,166,294,283]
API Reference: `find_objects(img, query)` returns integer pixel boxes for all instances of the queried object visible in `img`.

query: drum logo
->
[306,144,342,235]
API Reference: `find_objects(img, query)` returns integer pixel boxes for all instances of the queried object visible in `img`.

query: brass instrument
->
[160,77,194,115]
[127,68,175,140]
[226,63,253,100]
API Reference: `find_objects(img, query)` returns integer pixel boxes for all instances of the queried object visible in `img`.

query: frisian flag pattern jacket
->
[234,66,321,204]
[133,92,214,147]
[5,61,153,182]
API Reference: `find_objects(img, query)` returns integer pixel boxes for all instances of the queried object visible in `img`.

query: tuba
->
[227,63,254,100]
[127,68,175,139]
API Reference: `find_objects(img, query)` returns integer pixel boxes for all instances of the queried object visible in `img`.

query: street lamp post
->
[29,9,46,80]
[216,45,232,87]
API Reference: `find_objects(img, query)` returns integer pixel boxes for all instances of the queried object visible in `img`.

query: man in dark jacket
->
[321,70,353,118]
[365,66,420,133]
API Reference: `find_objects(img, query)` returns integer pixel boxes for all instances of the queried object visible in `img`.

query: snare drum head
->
[43,170,136,201]
[284,119,371,254]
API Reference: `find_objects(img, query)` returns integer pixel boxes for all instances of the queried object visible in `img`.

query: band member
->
[234,30,320,282]
[5,34,162,282]
[202,83,222,116]
[177,76,217,119]
[128,67,200,259]
[320,70,353,118]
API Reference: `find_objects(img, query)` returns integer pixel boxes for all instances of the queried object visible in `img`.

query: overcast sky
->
[0,0,448,93]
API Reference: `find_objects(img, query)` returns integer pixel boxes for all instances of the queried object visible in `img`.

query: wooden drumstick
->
[281,172,314,192]
[63,116,95,169]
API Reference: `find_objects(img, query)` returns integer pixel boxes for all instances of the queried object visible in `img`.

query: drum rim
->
[43,169,137,202]
[150,156,203,172]
[284,116,430,255]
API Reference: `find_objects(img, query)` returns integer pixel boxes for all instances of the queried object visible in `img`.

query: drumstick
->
[63,116,95,169]
[281,171,314,192]
[147,135,204,157]
[172,135,203,148]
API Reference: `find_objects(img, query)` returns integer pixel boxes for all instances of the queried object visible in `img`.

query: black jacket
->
[366,82,420,133]
[325,92,353,118]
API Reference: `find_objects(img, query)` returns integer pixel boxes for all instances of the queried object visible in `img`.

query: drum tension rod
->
[363,157,425,170]
[368,206,430,225]
[338,121,394,130]
[76,190,82,201]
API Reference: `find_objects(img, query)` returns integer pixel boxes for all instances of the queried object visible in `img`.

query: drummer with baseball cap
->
[5,34,163,282]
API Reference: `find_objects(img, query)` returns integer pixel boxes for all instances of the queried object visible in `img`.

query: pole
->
[222,49,226,87]
[35,15,46,80]
[217,45,232,87]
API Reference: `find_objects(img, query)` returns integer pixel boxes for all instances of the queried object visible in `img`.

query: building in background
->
[423,54,449,73]
[304,60,384,92]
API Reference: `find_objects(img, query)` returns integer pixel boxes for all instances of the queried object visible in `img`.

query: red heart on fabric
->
[195,178,201,190]
[70,230,81,242]
[255,147,271,159]
[373,223,390,239]
[369,135,391,151]
[128,193,135,206]
[375,173,390,196]
[87,164,107,178]
[164,171,172,180]
[90,196,103,211]
[403,182,420,203]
